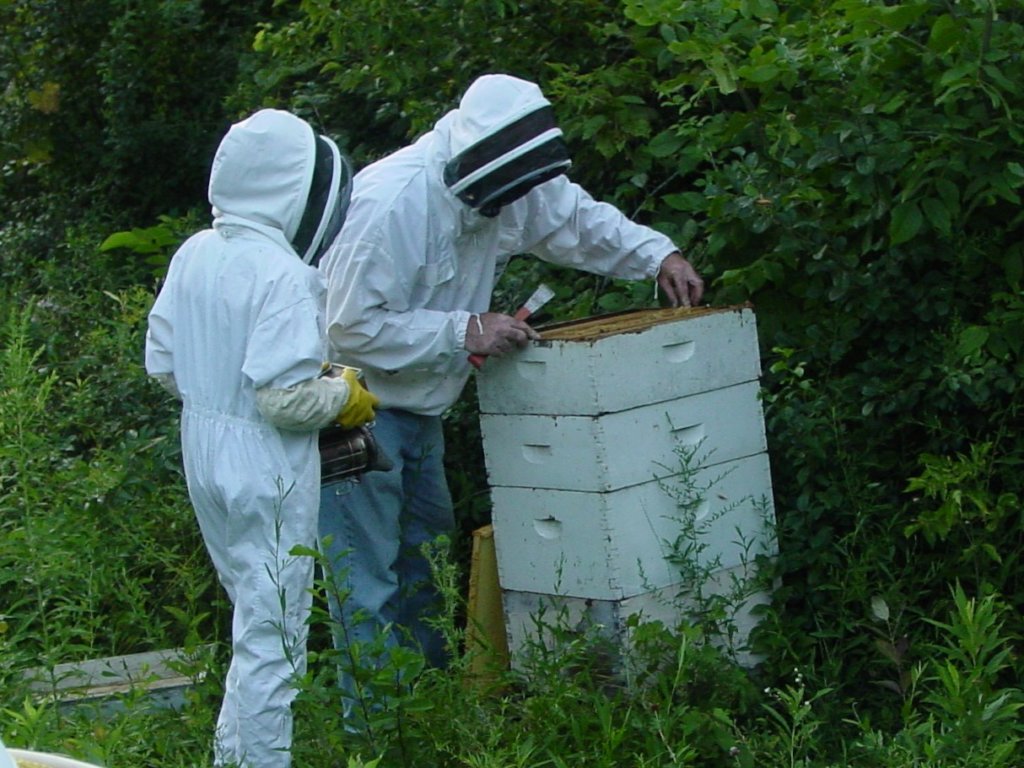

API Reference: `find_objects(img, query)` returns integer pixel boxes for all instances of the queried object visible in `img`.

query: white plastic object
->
[6,749,103,768]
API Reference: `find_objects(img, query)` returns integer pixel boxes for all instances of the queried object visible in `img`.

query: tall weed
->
[0,294,216,667]
[850,585,1023,766]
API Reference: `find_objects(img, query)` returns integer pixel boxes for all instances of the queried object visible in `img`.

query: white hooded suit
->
[321,74,676,414]
[146,109,351,768]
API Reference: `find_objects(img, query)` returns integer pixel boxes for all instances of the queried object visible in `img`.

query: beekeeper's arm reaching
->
[147,304,377,431]
[147,356,378,431]
[254,367,379,431]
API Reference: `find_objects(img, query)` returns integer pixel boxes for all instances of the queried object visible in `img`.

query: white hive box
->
[490,452,776,600]
[476,304,777,663]
[502,561,771,671]
[476,305,761,416]
[480,379,766,492]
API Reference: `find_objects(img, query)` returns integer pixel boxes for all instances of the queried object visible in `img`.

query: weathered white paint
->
[502,561,773,671]
[22,645,213,714]
[477,306,777,668]
[480,379,767,492]
[477,306,761,416]
[490,452,777,599]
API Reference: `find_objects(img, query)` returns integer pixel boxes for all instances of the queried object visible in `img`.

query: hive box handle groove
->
[533,517,562,540]
[661,339,696,362]
[522,444,553,463]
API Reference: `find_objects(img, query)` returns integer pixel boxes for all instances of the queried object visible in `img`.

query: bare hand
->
[657,252,704,307]
[465,312,540,357]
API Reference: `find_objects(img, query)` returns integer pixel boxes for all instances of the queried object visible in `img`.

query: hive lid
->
[537,303,752,342]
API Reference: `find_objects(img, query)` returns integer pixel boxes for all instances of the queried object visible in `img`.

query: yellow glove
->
[336,367,380,428]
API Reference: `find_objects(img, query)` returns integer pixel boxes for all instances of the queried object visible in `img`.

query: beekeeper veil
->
[291,133,353,266]
[209,108,353,267]
[443,74,572,217]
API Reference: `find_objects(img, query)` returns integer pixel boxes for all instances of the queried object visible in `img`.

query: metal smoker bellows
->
[319,424,391,483]
[316,362,393,483]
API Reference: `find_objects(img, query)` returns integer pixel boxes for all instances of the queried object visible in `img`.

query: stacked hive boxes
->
[476,305,776,668]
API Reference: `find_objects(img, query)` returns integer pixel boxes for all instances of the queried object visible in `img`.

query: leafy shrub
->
[0,293,216,664]
[0,0,265,223]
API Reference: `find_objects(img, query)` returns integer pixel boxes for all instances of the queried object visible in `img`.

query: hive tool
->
[468,283,555,369]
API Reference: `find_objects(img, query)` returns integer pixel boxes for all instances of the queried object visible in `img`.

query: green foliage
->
[3,0,1024,764]
[240,0,630,163]
[754,672,835,767]
[98,212,202,282]
[0,0,263,228]
[0,290,216,665]
[289,527,764,767]
[93,0,266,217]
[905,443,1020,568]
[573,0,1024,708]
[850,586,1024,767]
[7,518,1020,766]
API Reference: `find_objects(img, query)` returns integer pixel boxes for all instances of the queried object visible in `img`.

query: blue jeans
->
[318,409,455,709]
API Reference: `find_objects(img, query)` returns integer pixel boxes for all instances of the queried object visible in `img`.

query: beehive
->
[477,305,762,416]
[480,380,765,493]
[489,452,774,599]
[476,304,777,666]
[501,561,770,670]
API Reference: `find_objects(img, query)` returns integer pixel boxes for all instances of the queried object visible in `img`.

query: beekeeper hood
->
[209,108,353,266]
[443,74,572,217]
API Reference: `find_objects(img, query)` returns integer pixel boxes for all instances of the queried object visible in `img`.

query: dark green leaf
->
[647,130,685,158]
[957,325,989,359]
[889,202,923,245]
[921,198,951,235]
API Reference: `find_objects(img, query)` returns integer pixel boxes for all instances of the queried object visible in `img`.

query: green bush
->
[3,0,1024,764]
[0,293,216,665]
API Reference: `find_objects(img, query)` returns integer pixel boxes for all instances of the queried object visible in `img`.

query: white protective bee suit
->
[146,109,355,768]
[322,74,676,413]
[317,74,681,697]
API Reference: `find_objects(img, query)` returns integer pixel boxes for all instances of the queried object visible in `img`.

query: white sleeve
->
[254,376,351,432]
[145,275,183,400]
[324,237,472,373]
[513,175,676,280]
[145,287,176,377]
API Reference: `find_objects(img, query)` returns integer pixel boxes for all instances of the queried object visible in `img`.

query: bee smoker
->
[315,363,392,483]
[319,424,393,483]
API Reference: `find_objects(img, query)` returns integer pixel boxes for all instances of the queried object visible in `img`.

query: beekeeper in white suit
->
[145,108,379,767]
[318,73,704,712]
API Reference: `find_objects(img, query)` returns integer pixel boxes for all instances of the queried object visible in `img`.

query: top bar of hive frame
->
[538,304,750,342]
